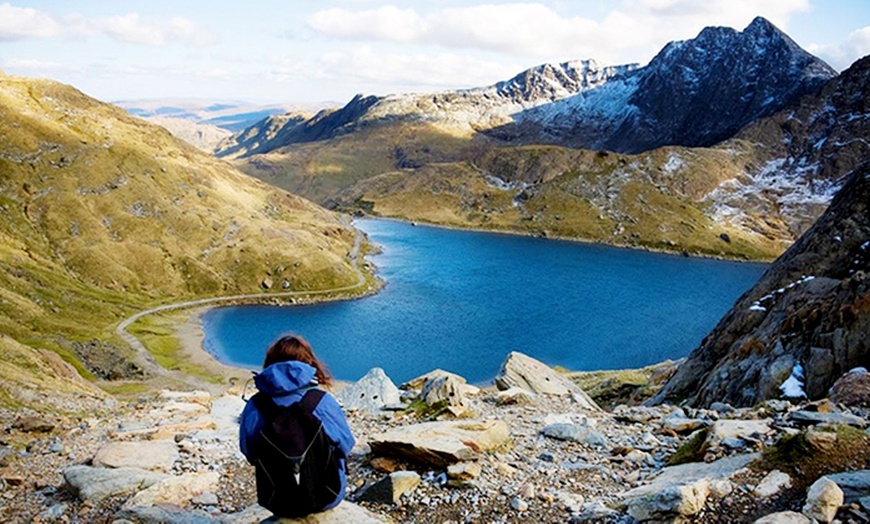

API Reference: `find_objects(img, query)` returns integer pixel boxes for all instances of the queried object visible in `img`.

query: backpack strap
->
[298,388,326,417]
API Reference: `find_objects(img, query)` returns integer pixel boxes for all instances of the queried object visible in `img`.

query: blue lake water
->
[203,219,767,384]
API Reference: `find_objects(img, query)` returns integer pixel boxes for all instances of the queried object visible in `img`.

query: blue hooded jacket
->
[239,361,355,510]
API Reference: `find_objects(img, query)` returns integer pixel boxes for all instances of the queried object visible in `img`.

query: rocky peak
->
[606,17,837,153]
[494,60,637,103]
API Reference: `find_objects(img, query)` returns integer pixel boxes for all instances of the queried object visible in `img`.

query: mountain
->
[651,165,869,408]
[649,58,870,407]
[117,99,300,132]
[212,18,845,261]
[505,17,836,153]
[219,17,833,159]
[0,73,366,409]
[141,116,232,151]
[215,60,635,160]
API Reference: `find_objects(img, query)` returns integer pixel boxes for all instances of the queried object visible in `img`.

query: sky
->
[1,1,869,105]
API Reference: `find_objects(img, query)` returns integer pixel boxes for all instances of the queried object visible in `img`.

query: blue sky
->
[1,1,868,104]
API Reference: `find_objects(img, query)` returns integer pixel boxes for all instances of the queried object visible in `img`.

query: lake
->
[202,219,766,384]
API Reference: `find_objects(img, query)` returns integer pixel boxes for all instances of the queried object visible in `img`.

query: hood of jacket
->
[254,361,317,396]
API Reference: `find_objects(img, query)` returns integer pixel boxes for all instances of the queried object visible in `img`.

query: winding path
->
[116,219,369,376]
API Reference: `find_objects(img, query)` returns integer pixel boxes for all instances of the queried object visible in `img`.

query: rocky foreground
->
[1,352,869,523]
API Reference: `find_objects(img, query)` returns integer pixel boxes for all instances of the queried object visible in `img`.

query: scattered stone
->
[708,419,772,447]
[495,352,599,410]
[12,416,55,433]
[803,477,844,523]
[541,421,608,448]
[789,410,868,428]
[754,470,792,498]
[662,408,706,434]
[93,439,180,472]
[369,419,510,467]
[159,390,211,406]
[571,501,620,522]
[625,482,710,522]
[63,465,167,503]
[447,462,482,484]
[829,369,870,407]
[824,470,870,503]
[754,511,811,523]
[401,369,466,390]
[336,368,401,414]
[709,480,734,499]
[710,402,735,414]
[510,496,529,512]
[0,468,24,486]
[356,471,421,504]
[38,502,68,521]
[805,427,838,451]
[368,456,403,473]
[493,387,535,406]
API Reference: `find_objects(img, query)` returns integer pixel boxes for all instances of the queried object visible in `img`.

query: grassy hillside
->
[0,73,368,410]
[235,122,789,260]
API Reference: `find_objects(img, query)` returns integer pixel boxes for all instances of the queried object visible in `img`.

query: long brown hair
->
[263,335,332,387]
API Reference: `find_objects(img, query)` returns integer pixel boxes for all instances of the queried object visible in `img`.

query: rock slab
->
[495,351,599,410]
[63,465,168,503]
[92,439,180,472]
[370,419,510,467]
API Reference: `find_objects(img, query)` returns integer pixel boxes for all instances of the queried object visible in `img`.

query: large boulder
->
[495,352,599,410]
[260,500,392,523]
[92,439,180,472]
[829,369,870,407]
[63,465,167,503]
[370,420,510,468]
[336,368,401,413]
[803,477,844,523]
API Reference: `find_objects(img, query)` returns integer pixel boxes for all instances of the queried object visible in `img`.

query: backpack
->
[251,389,343,517]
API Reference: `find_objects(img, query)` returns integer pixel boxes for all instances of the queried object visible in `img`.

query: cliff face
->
[651,166,870,407]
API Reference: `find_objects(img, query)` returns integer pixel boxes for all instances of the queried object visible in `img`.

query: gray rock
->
[662,408,706,434]
[541,422,608,448]
[710,402,735,414]
[622,453,759,521]
[63,465,168,503]
[420,374,468,408]
[754,470,792,498]
[824,469,870,503]
[790,410,868,428]
[708,419,772,446]
[38,503,68,521]
[803,477,843,523]
[495,351,599,410]
[356,471,421,504]
[93,439,180,472]
[336,368,401,414]
[370,419,510,468]
[571,501,620,522]
[191,491,219,506]
[510,496,529,512]
[754,511,811,523]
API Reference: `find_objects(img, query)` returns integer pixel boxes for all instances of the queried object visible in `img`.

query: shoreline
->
[355,214,778,264]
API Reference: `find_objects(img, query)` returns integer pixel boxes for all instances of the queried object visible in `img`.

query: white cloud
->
[0,3,63,41]
[313,46,520,92]
[305,1,810,65]
[0,3,213,46]
[809,26,870,71]
[3,58,65,71]
[90,14,215,46]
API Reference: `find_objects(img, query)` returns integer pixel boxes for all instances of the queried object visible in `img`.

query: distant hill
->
[0,73,364,410]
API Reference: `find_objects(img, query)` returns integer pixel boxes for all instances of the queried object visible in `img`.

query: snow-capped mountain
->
[218,17,833,159]
[505,17,836,152]
[216,60,635,158]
